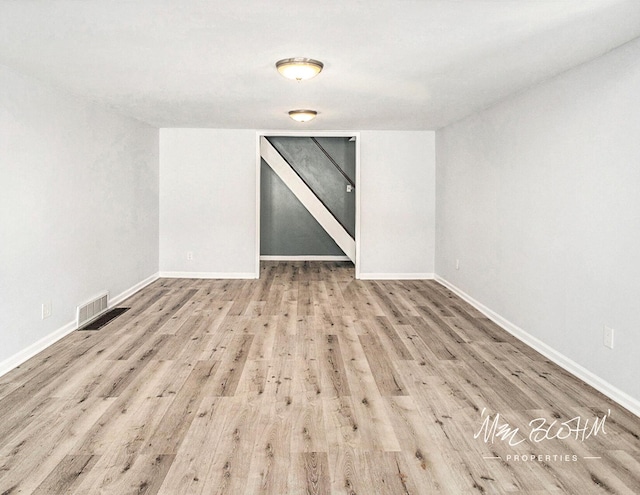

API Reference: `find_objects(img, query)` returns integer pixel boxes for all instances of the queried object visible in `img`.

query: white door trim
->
[255,130,361,277]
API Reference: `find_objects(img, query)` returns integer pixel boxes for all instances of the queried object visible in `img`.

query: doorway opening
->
[256,132,360,278]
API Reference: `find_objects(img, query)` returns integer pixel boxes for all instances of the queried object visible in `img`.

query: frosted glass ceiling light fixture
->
[276,58,324,81]
[288,109,317,122]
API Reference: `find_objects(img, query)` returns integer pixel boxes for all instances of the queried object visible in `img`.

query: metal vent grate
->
[77,292,109,328]
[78,307,129,331]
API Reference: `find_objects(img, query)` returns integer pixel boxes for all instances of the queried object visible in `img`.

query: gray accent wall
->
[260,161,344,256]
[314,136,356,187]
[261,136,355,256]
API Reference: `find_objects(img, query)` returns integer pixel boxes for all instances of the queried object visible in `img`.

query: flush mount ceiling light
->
[288,109,317,122]
[276,57,324,81]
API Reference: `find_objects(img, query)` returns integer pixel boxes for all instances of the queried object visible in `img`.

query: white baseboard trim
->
[110,272,159,307]
[0,272,160,379]
[159,271,258,279]
[260,255,352,261]
[0,320,77,378]
[358,273,435,280]
[435,275,640,417]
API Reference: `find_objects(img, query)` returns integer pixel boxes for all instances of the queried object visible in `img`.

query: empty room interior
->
[1,1,640,494]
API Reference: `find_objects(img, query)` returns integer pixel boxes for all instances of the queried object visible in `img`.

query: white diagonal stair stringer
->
[260,136,356,263]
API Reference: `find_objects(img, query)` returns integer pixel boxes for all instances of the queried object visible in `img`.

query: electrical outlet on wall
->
[187,251,194,261]
[42,301,52,319]
[603,326,614,349]
[455,259,460,270]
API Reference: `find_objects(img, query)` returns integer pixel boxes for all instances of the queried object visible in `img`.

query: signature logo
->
[473,408,609,446]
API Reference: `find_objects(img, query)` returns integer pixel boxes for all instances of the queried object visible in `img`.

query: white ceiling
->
[1,1,639,130]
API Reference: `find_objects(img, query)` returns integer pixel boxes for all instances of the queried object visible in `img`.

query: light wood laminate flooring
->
[0,261,638,494]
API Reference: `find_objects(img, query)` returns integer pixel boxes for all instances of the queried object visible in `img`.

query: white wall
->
[436,37,640,407]
[0,65,159,371]
[159,129,436,279]
[359,131,436,278]
[159,129,258,277]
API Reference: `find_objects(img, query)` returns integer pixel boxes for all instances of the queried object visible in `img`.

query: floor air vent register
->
[78,307,129,331]
[76,292,129,331]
